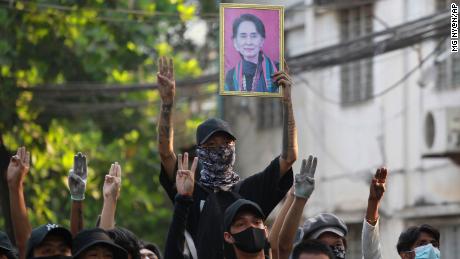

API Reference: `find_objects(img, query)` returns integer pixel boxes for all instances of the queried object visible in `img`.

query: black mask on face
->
[30,255,72,259]
[330,245,346,259]
[232,227,267,254]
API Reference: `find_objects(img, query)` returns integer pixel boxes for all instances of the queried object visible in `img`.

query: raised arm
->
[157,57,177,181]
[99,162,122,230]
[362,167,387,259]
[7,147,31,259]
[68,152,87,236]
[278,156,317,259]
[268,187,294,259]
[272,67,298,176]
[164,153,198,259]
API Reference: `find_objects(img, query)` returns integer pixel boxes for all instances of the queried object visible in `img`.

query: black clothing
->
[160,156,293,259]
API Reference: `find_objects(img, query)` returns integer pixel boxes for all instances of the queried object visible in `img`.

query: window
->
[339,4,373,105]
[257,98,283,130]
[435,0,460,90]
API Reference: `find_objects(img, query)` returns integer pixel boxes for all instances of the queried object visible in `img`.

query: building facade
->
[222,0,460,258]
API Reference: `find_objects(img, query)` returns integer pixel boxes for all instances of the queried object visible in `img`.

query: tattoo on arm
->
[158,103,174,155]
[281,100,297,161]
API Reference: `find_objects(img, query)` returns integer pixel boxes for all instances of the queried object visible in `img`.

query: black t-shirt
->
[160,156,293,259]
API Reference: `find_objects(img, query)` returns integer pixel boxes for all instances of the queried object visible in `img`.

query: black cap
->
[72,228,127,259]
[26,223,72,259]
[224,199,265,232]
[196,118,236,145]
[0,231,17,259]
[299,213,348,241]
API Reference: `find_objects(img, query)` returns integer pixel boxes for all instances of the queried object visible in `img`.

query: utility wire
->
[295,37,446,105]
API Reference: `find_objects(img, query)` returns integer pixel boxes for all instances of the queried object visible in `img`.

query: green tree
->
[0,0,218,247]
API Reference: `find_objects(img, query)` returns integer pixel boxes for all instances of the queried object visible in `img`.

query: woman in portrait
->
[225,13,279,93]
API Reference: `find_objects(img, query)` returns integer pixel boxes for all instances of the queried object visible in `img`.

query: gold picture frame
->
[219,3,284,98]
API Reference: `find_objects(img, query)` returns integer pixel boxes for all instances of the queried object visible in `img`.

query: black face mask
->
[330,245,346,259]
[30,255,72,259]
[232,227,267,254]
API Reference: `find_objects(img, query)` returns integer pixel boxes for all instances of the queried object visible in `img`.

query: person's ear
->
[260,38,265,48]
[224,232,235,244]
[399,252,413,259]
[264,225,269,238]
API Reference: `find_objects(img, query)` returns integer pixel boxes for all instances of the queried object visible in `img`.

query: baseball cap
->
[26,223,72,259]
[224,199,265,232]
[0,231,17,259]
[196,118,236,145]
[72,228,127,259]
[299,213,348,241]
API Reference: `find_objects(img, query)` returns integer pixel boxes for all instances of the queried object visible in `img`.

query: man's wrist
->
[368,196,382,203]
[161,101,174,107]
[103,195,118,203]
[366,216,379,225]
[7,180,24,190]
[71,194,85,201]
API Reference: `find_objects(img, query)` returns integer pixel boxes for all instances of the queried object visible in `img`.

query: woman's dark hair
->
[292,240,335,259]
[232,14,266,39]
[396,224,440,253]
[108,227,141,259]
[140,241,162,259]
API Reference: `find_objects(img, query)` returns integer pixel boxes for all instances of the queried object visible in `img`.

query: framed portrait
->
[219,3,284,97]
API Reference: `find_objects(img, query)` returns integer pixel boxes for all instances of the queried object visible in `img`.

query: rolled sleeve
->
[362,219,383,259]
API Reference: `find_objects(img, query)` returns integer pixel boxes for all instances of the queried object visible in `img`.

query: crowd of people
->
[0,56,441,259]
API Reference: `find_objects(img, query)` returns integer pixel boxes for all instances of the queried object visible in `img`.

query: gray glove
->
[68,152,87,201]
[294,155,317,199]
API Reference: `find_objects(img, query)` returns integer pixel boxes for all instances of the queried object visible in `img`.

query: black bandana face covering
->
[197,145,240,191]
[330,245,346,259]
[232,227,267,254]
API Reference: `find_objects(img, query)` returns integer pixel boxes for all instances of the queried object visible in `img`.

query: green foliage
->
[0,0,218,248]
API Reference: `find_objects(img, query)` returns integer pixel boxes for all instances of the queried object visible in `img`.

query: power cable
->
[294,37,446,105]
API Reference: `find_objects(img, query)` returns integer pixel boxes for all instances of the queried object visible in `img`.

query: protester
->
[72,228,127,259]
[106,228,140,259]
[361,167,441,259]
[223,199,270,259]
[298,213,348,259]
[156,56,297,258]
[361,167,387,259]
[268,187,294,259]
[7,147,32,259]
[164,153,198,259]
[291,240,335,259]
[224,13,279,92]
[276,156,317,259]
[68,152,88,236]
[139,241,161,259]
[100,163,122,230]
[25,224,72,259]
[396,225,440,259]
[0,231,17,259]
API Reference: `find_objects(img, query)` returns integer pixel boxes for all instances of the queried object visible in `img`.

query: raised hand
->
[157,56,175,104]
[7,146,30,188]
[294,155,317,200]
[176,153,198,197]
[68,152,88,201]
[272,69,293,102]
[103,162,122,201]
[369,167,388,202]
